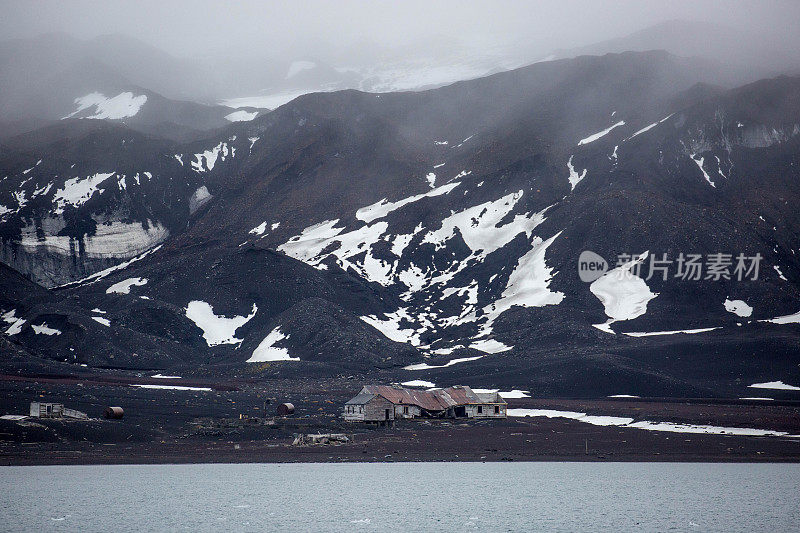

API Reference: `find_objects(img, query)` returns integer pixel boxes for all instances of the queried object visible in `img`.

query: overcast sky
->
[2,0,799,60]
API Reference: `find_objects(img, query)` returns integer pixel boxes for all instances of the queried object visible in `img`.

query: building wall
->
[343,404,365,422]
[363,396,394,422]
[29,402,64,418]
[345,396,396,422]
[465,403,506,418]
[394,404,421,419]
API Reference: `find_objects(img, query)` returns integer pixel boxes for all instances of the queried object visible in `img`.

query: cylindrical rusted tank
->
[276,403,295,416]
[104,406,124,419]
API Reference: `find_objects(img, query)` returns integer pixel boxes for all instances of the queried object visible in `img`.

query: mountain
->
[2,50,799,397]
[0,33,258,140]
[552,20,800,82]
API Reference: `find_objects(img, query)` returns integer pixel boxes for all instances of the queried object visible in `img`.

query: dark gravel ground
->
[1,373,799,465]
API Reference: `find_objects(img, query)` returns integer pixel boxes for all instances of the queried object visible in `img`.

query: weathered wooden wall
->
[363,396,394,422]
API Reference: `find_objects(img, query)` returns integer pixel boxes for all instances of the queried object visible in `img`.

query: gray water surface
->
[1,462,798,532]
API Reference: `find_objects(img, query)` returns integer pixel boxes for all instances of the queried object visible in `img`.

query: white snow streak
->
[749,381,800,391]
[566,155,586,190]
[578,121,625,145]
[622,327,719,337]
[91,316,110,327]
[508,409,798,437]
[132,384,212,392]
[760,310,800,325]
[401,380,436,388]
[404,355,484,370]
[355,182,459,223]
[691,154,715,187]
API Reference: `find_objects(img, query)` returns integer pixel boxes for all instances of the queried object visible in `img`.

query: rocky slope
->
[2,51,799,397]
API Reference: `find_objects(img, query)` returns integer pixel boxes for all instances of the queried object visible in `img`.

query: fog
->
[3,0,800,62]
[1,0,799,120]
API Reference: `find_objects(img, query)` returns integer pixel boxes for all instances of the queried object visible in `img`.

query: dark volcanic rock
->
[2,51,799,397]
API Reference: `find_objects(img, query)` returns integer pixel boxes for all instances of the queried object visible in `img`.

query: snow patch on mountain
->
[578,121,625,145]
[185,301,258,346]
[690,154,715,187]
[189,186,212,213]
[404,355,484,370]
[52,173,115,213]
[402,380,436,388]
[724,298,753,317]
[482,232,564,327]
[64,92,147,120]
[626,114,674,141]
[590,252,658,330]
[749,381,800,391]
[356,182,460,223]
[191,142,234,172]
[247,327,299,362]
[469,338,513,353]
[225,110,258,122]
[106,277,148,295]
[280,219,394,284]
[421,191,545,259]
[2,310,25,335]
[391,225,423,257]
[31,323,61,336]
[249,222,268,235]
[566,156,587,190]
[91,316,110,327]
[361,308,421,346]
[278,219,343,263]
[760,310,800,325]
[508,409,796,437]
[622,327,719,337]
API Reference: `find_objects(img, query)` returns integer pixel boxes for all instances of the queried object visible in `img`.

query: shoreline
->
[2,376,799,467]
[4,415,800,466]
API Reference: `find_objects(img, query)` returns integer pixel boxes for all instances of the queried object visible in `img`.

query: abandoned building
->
[344,385,507,423]
[29,402,88,420]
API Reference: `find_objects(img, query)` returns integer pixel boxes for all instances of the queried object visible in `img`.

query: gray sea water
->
[1,462,798,532]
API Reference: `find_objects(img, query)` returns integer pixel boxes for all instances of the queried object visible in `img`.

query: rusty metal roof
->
[363,385,449,411]
[354,385,504,411]
[438,386,481,405]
